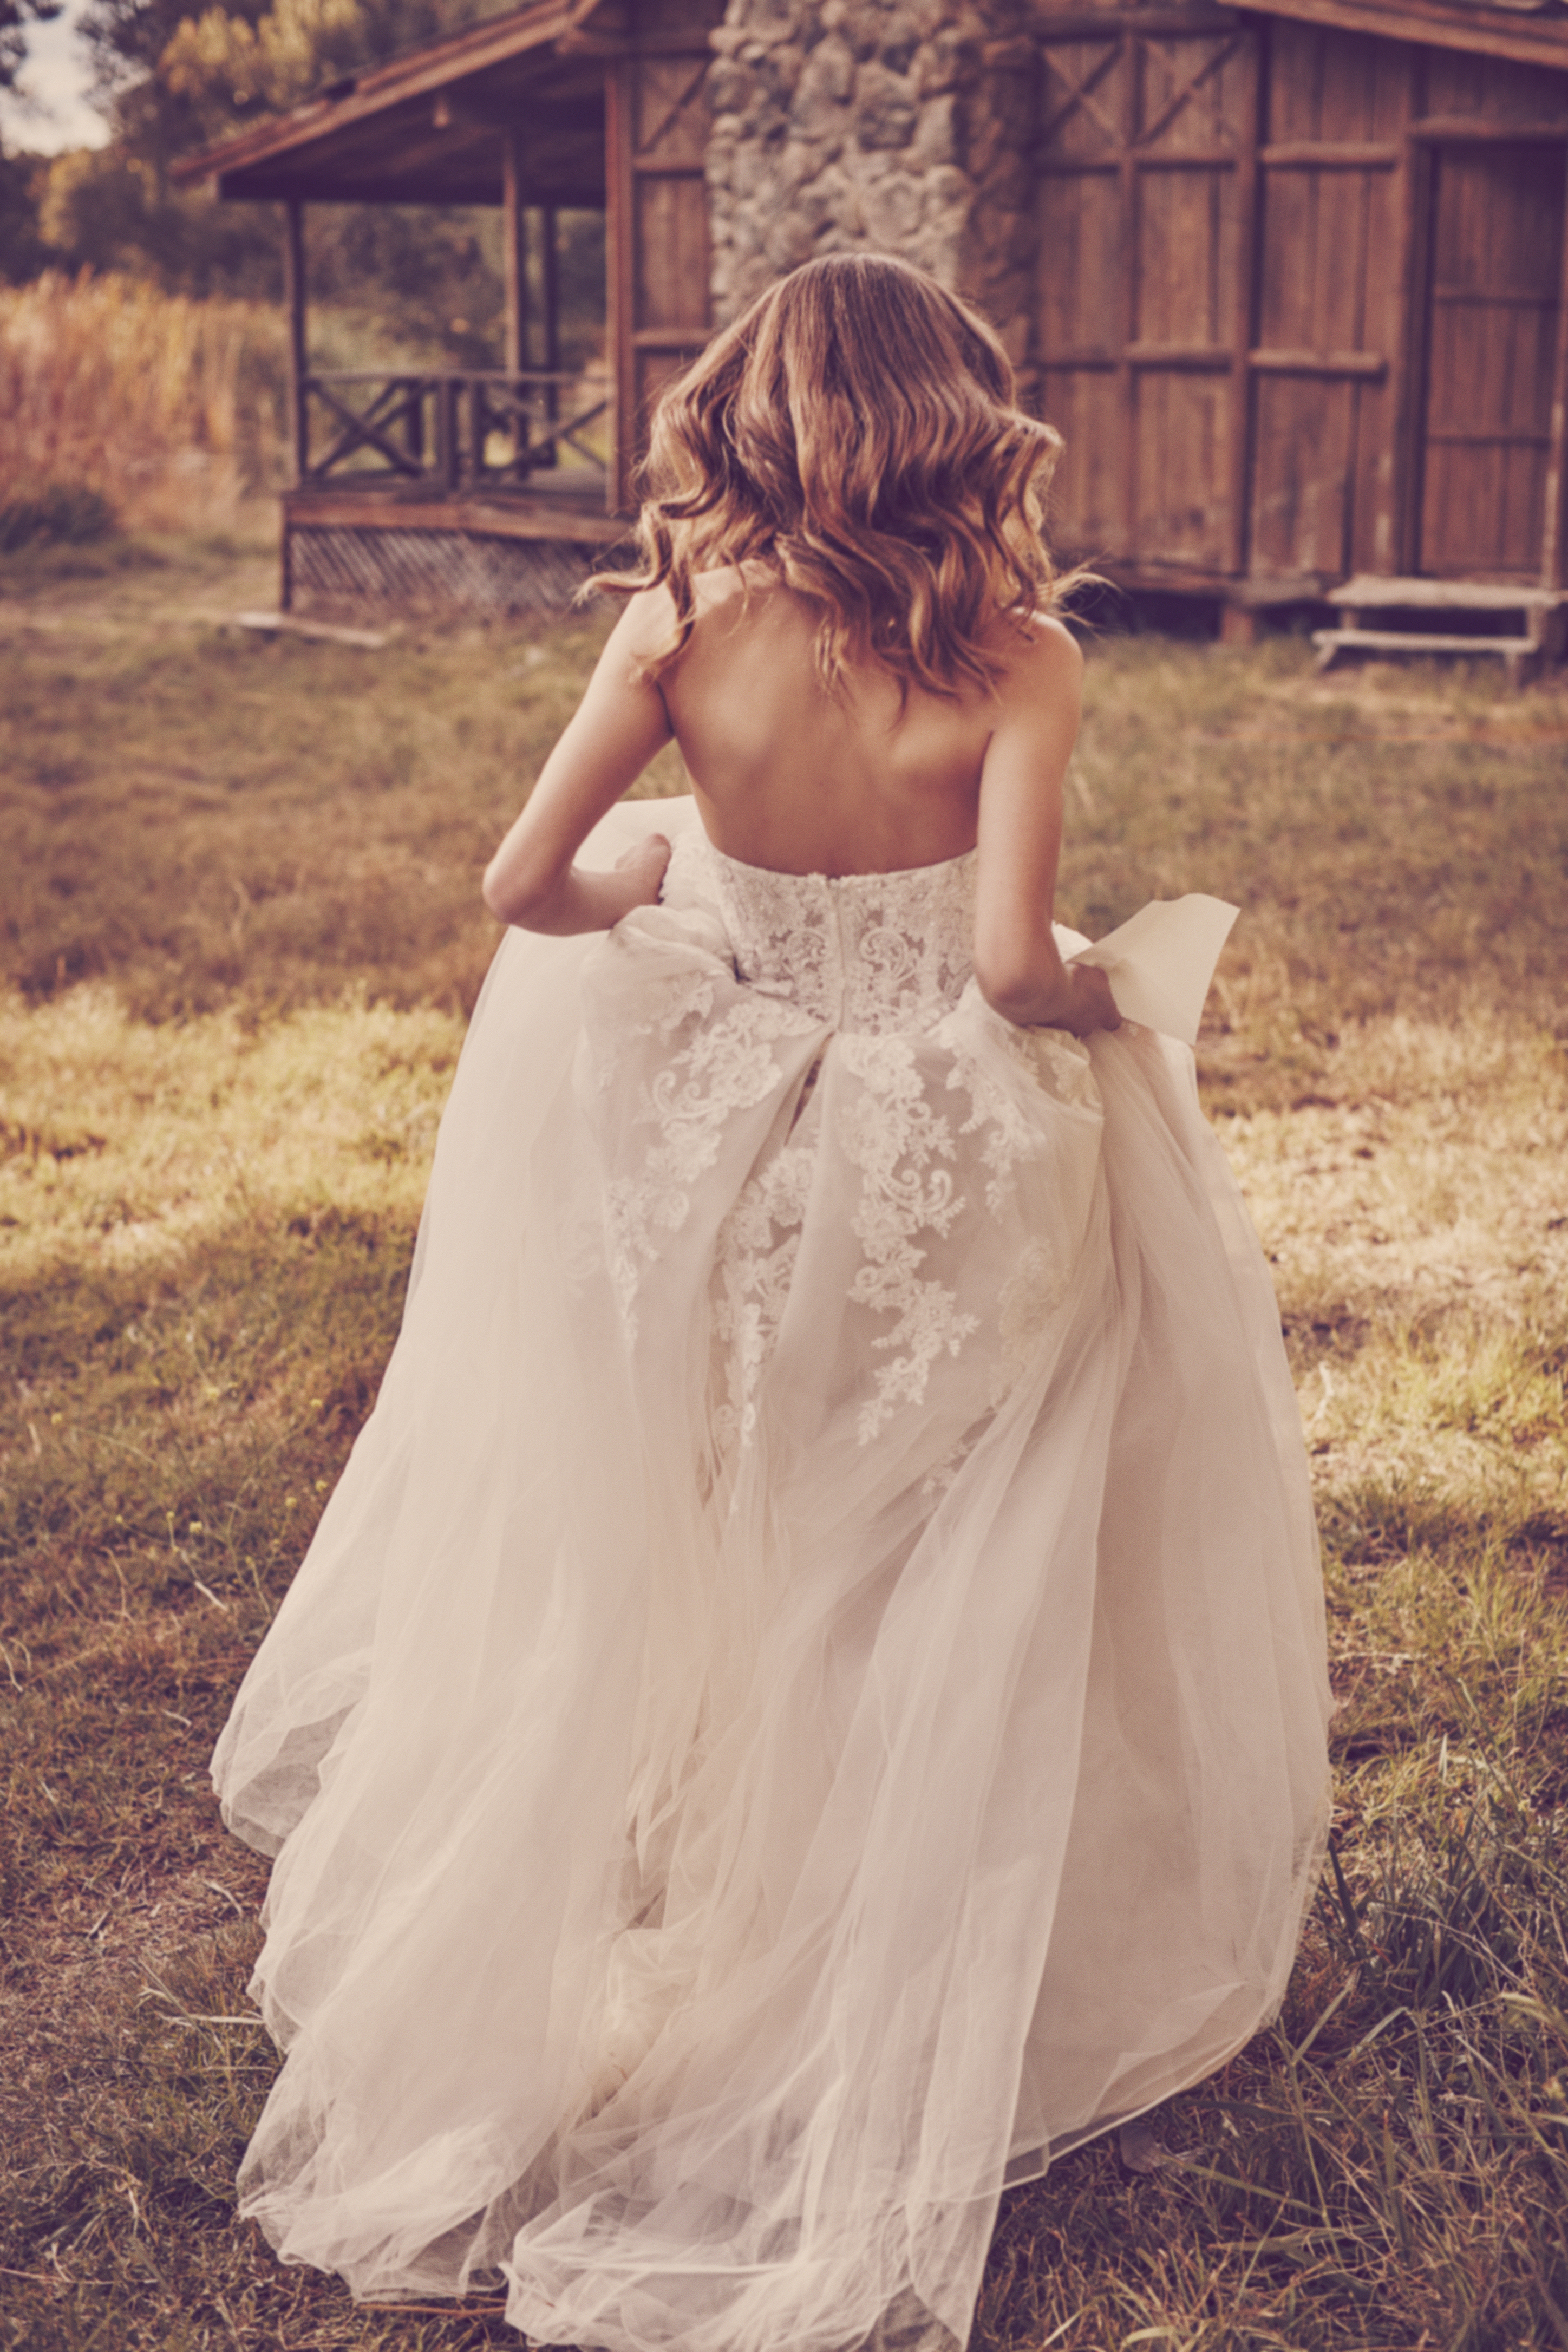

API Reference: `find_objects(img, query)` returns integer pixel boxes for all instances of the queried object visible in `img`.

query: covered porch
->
[175,0,721,615]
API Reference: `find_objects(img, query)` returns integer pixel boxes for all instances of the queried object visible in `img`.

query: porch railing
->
[296,370,610,492]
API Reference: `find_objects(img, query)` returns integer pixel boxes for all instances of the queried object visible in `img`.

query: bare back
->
[656,573,1001,877]
[481,560,1116,1036]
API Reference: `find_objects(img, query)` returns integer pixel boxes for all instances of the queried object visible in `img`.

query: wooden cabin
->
[178,0,1568,662]
[1020,0,1568,665]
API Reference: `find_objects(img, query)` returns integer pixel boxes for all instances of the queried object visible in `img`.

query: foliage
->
[0,480,116,548]
[0,0,556,371]
[157,0,493,138]
[0,143,49,278]
[0,251,607,538]
[1,541,1565,2349]
[0,270,287,525]
[28,143,281,296]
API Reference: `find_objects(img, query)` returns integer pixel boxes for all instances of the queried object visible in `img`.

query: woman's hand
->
[614,831,673,911]
[482,592,676,933]
[1034,962,1121,1037]
[985,956,1121,1036]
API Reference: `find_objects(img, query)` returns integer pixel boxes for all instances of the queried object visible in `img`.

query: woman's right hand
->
[614,831,673,911]
[1037,962,1121,1037]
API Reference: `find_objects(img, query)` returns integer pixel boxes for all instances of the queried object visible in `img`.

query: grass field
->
[2,530,1566,2352]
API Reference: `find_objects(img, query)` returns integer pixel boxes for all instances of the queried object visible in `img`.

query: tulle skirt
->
[213,800,1331,2352]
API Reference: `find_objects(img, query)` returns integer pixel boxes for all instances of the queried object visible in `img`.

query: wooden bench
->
[1311,577,1567,690]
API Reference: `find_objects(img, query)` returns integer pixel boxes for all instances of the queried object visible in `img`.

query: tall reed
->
[0,270,287,530]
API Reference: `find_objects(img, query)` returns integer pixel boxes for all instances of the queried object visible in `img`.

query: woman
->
[213,253,1330,2352]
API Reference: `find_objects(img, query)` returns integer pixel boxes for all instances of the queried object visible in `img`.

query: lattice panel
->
[290,526,616,618]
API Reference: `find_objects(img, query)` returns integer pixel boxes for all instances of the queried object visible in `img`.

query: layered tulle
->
[214,798,1330,2352]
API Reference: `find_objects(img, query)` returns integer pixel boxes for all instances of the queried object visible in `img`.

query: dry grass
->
[1,546,1566,2350]
[0,275,292,536]
[0,530,687,1019]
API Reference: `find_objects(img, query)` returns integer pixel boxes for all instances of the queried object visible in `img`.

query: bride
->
[212,253,1331,2351]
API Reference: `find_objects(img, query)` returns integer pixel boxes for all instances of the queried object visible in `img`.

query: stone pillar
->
[704,0,1038,356]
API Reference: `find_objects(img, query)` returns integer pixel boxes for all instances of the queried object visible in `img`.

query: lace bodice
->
[664,829,978,1035]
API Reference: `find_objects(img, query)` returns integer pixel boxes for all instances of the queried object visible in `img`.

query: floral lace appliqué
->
[696,845,978,1033]
[710,1138,817,1455]
[604,994,819,1340]
[838,1034,978,1444]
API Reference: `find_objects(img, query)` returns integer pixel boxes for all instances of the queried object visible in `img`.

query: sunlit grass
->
[2,545,1566,2349]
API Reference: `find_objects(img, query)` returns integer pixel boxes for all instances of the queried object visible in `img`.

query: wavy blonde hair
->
[592,253,1078,697]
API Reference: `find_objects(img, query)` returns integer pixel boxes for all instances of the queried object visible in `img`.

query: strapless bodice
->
[663,828,978,1034]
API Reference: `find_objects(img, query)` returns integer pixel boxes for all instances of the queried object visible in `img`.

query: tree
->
[0,145,48,278]
[5,0,604,380]
[1,0,61,284]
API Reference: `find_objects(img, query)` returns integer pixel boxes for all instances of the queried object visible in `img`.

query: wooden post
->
[1390,106,1435,578]
[502,126,528,377]
[1541,155,1568,592]
[435,376,460,489]
[541,203,561,467]
[283,199,309,482]
[1225,31,1262,582]
[1116,32,1138,567]
[605,55,636,517]
[541,207,561,377]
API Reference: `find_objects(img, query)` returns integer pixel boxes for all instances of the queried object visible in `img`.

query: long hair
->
[591,253,1079,697]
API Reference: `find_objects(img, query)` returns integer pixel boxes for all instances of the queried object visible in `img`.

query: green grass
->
[2,541,1566,2349]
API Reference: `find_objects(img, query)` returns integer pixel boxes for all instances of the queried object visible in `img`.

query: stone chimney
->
[704,0,1041,359]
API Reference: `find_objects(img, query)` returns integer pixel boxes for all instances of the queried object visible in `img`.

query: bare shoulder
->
[997,609,1083,693]
[608,566,771,662]
[610,582,681,661]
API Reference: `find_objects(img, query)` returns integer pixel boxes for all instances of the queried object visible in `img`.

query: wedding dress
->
[213,794,1331,2352]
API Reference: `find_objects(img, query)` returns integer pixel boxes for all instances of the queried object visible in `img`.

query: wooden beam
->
[1260,141,1399,168]
[281,486,628,545]
[1229,0,1568,77]
[1408,119,1568,145]
[1125,343,1234,371]
[1036,10,1241,38]
[1249,347,1388,377]
[235,174,605,206]
[1132,149,1239,171]
[283,199,309,485]
[502,126,527,374]
[554,28,715,54]
[630,326,714,350]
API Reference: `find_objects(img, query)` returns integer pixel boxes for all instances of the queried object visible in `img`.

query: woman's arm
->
[482,591,677,933]
[972,618,1120,1037]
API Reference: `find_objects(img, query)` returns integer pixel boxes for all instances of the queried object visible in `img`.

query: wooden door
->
[1034,19,1258,580]
[1246,20,1413,586]
[607,0,723,513]
[1416,140,1567,578]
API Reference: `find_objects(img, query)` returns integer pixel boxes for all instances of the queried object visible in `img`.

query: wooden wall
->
[1034,12,1258,582]
[1030,3,1568,591]
[608,0,725,510]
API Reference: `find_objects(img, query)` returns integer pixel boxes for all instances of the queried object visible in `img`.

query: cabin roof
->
[174,0,1568,211]
[171,0,620,205]
[1239,0,1568,74]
